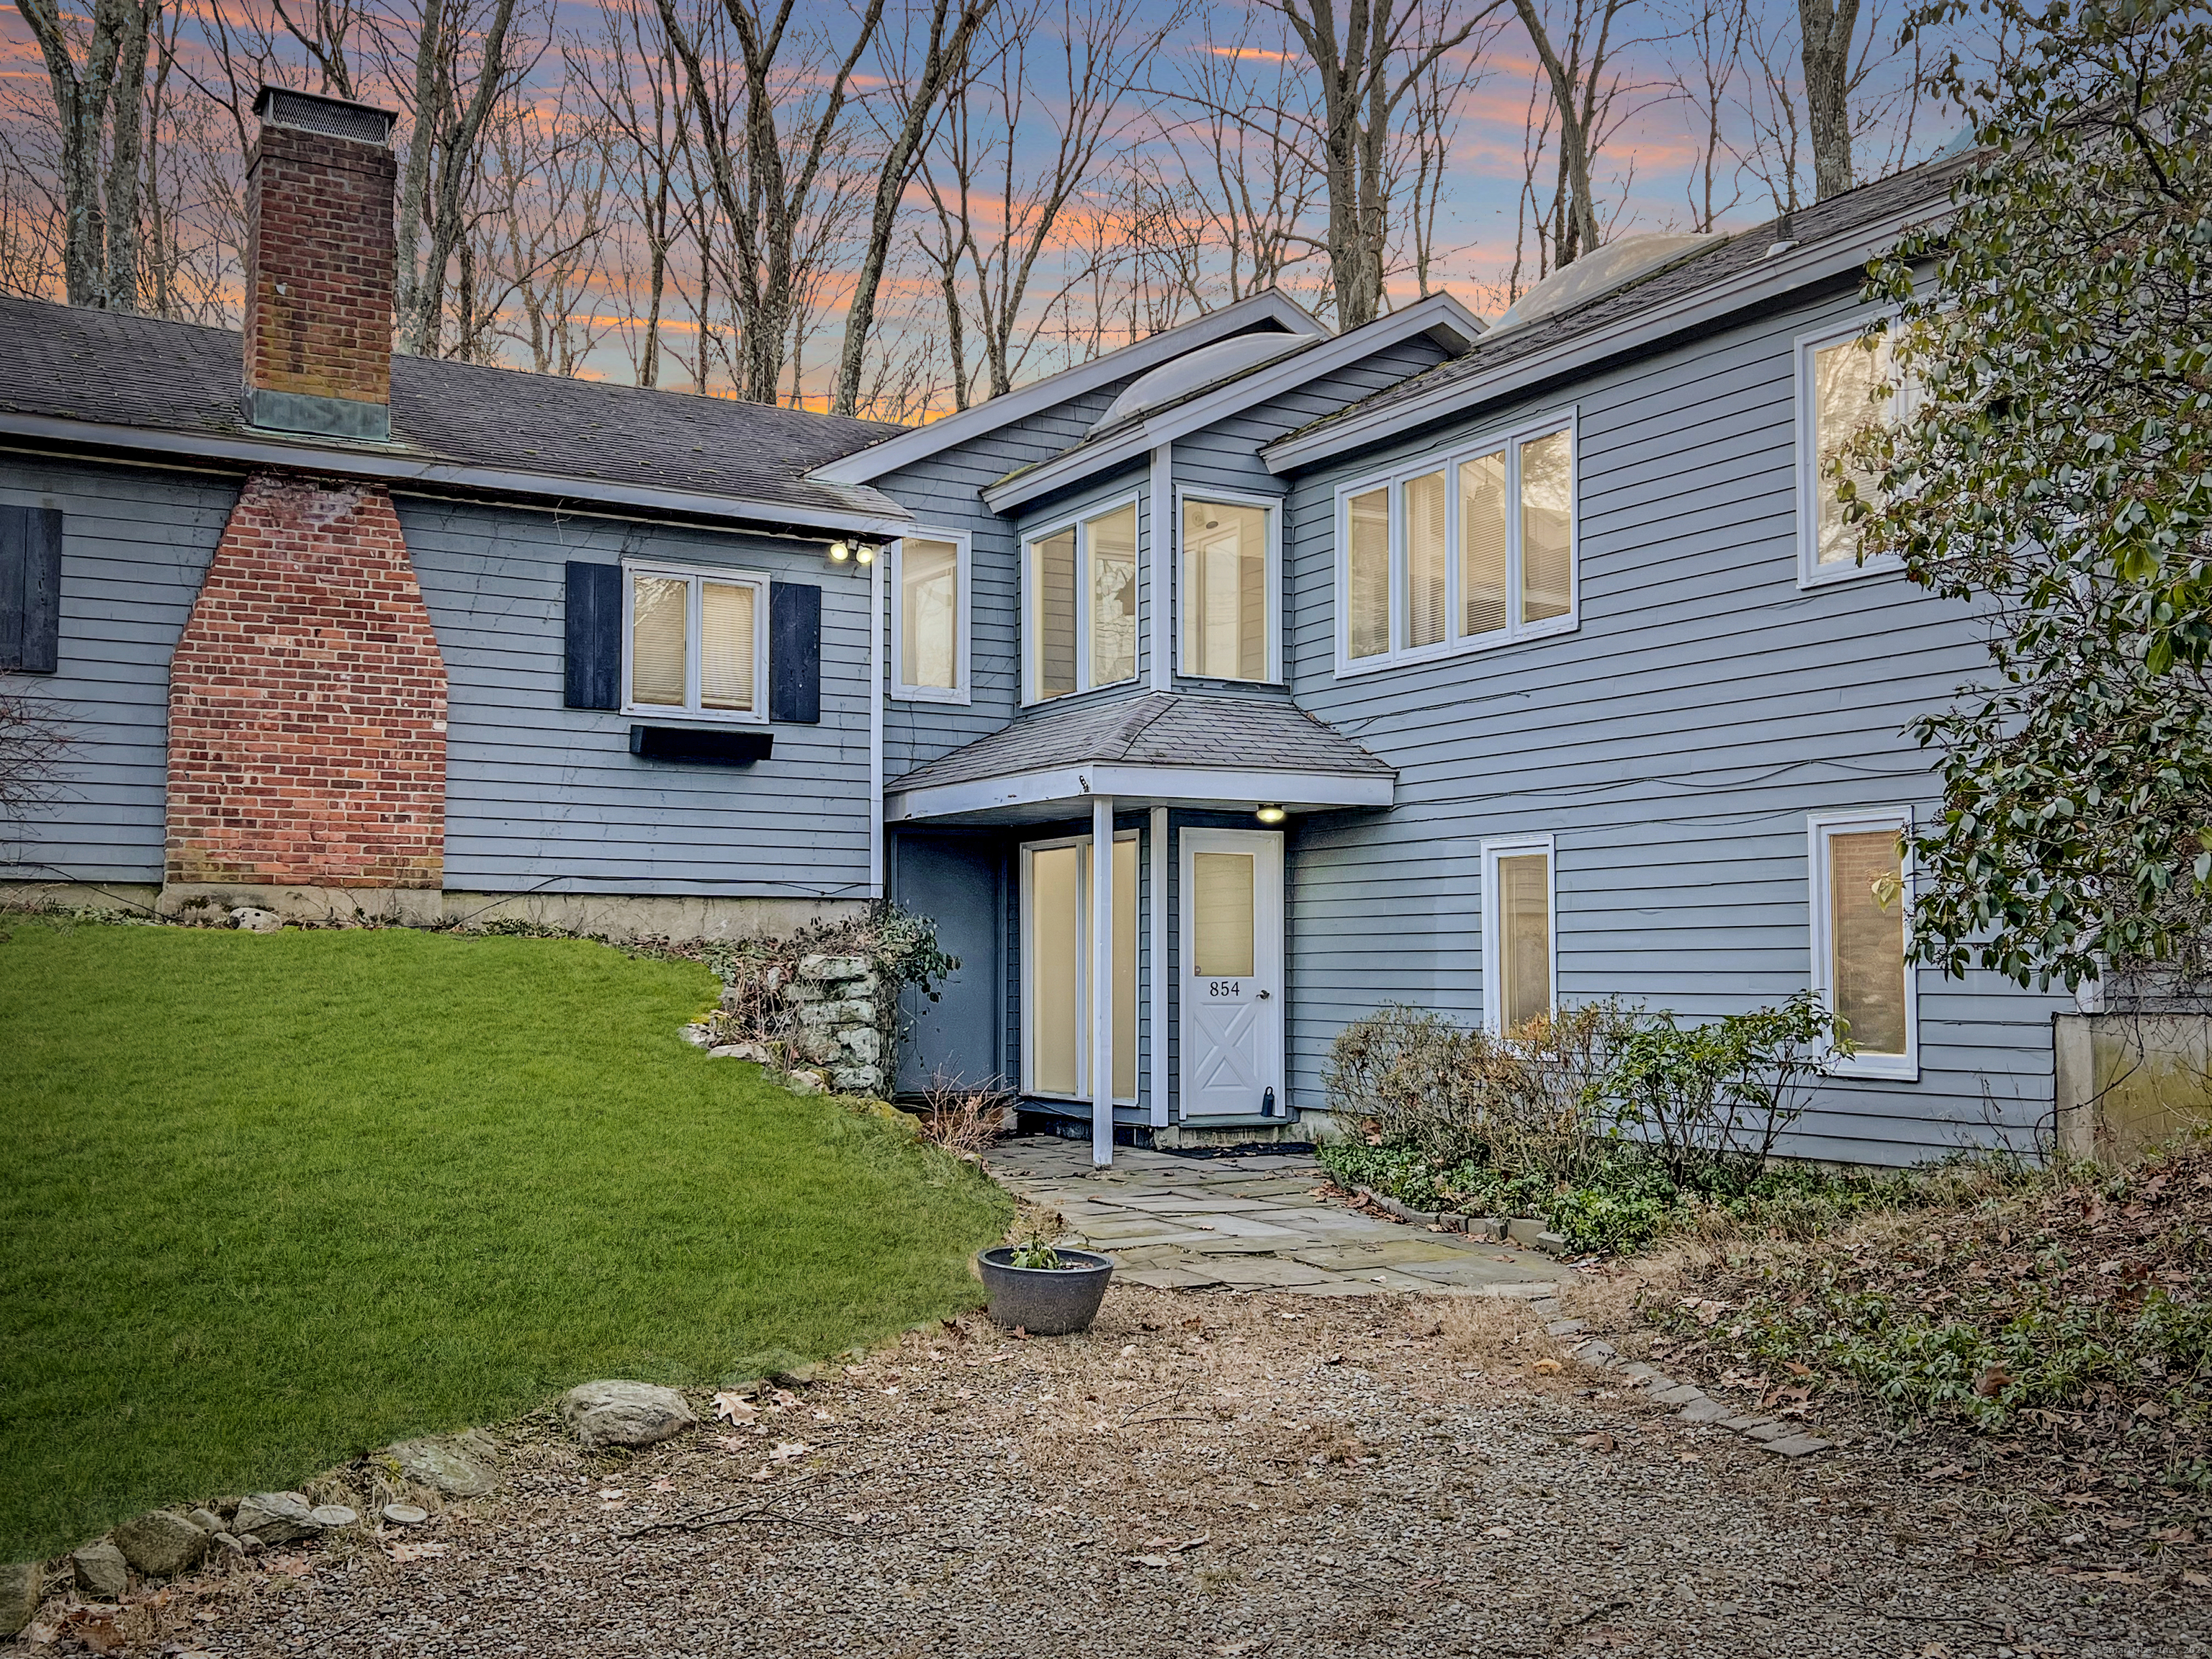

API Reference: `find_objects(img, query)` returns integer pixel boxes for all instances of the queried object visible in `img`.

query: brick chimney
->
[243,86,398,442]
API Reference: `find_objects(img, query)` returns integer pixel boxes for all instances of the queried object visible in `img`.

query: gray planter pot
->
[976,1246,1114,1336]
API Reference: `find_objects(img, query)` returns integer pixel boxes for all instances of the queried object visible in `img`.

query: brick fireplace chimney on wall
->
[163,86,447,918]
[242,86,398,441]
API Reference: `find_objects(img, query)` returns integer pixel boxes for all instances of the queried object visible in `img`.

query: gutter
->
[0,409,914,540]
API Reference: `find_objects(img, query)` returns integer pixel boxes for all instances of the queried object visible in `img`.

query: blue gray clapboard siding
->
[1277,284,2068,1165]
[0,457,238,883]
[398,496,875,899]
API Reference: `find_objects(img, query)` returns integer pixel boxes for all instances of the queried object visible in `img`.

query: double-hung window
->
[1336,415,1575,675]
[1481,835,1556,1033]
[1026,498,1138,702]
[624,561,768,721]
[1179,493,1278,682]
[1797,321,1917,585]
[892,532,969,702]
[1808,809,1918,1079]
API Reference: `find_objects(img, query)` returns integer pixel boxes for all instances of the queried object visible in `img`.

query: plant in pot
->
[976,1236,1113,1336]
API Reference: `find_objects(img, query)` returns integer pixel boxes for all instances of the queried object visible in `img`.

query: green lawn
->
[0,920,1010,1561]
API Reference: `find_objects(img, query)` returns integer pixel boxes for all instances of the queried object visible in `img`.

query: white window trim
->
[1018,829,1141,1107]
[1173,484,1283,685]
[1020,488,1146,706]
[1807,806,1920,1082]
[1334,408,1579,680]
[619,557,770,724]
[1480,834,1557,1035]
[888,529,971,705]
[1794,317,1911,590]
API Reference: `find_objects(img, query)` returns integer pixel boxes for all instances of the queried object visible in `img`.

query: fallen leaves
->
[712,1393,758,1424]
[387,1540,448,1563]
[1575,1430,1617,1453]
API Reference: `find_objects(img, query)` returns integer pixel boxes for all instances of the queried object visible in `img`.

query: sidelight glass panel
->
[1827,829,1908,1054]
[1460,449,1508,637]
[1113,836,1139,1100]
[698,580,757,711]
[1520,429,1573,624]
[1030,527,1078,699]
[1346,486,1390,660]
[1087,503,1138,688]
[1496,852,1552,1028]
[1030,845,1083,1095]
[1404,470,1449,649]
[629,574,688,706]
[899,537,960,691]
[1183,498,1271,680]
[1192,852,1256,979]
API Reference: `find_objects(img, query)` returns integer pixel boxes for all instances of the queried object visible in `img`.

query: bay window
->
[1180,493,1277,682]
[624,562,768,720]
[1337,415,1577,674]
[1028,499,1138,701]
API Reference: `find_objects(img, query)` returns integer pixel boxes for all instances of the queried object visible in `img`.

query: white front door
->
[1179,828,1285,1118]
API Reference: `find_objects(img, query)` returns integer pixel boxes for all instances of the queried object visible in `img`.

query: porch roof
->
[884,691,1396,824]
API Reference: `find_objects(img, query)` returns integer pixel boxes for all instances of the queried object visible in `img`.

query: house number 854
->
[1207,981,1242,998]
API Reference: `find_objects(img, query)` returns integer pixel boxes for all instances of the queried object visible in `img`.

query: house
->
[0,86,2073,1163]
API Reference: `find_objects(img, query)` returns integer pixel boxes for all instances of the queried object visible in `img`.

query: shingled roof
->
[0,296,907,524]
[1272,148,1977,456]
[888,691,1395,797]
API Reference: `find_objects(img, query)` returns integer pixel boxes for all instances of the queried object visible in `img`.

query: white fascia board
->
[980,291,1491,516]
[0,410,915,539]
[886,763,1395,823]
[808,291,1326,487]
[1260,204,1949,475]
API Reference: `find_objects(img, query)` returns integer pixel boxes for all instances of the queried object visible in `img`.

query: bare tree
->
[832,0,992,415]
[13,0,161,307]
[1271,0,1498,328]
[1669,0,1745,230]
[475,83,612,373]
[1736,0,1922,214]
[387,0,529,356]
[1797,0,1858,199]
[912,0,1169,405]
[1397,2,1500,295]
[1509,0,1639,267]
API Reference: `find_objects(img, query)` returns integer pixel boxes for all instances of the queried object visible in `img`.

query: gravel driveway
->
[49,1285,2212,1659]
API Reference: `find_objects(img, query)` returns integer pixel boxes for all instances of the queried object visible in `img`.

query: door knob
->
[1257,989,1272,999]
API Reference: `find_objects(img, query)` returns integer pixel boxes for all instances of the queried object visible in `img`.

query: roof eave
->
[979,289,1489,516]
[1259,197,1950,475]
[886,760,1396,824]
[0,410,913,536]
[806,291,1328,488]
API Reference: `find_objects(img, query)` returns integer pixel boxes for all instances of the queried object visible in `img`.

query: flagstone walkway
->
[989,1134,1571,1301]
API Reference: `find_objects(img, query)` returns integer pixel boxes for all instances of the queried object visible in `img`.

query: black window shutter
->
[770,580,821,724]
[0,505,62,674]
[564,561,622,709]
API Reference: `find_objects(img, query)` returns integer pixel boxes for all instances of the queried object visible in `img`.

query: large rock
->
[71,1539,127,1599]
[232,1492,318,1543]
[0,1563,39,1637]
[112,1510,207,1576]
[559,1380,696,1449]
[385,1437,497,1498]
[797,954,868,981]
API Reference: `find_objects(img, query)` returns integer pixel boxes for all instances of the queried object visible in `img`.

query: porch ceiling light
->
[1255,803,1286,825]
[855,541,876,565]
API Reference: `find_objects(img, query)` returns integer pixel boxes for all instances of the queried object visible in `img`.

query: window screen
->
[629,575,688,706]
[1192,852,1256,979]
[698,580,756,712]
[1088,504,1138,689]
[1460,450,1508,637]
[1346,487,1391,660]
[1496,851,1552,1029]
[1519,429,1573,624]
[899,537,960,691]
[1827,828,1908,1055]
[1032,527,1078,699]
[1182,498,1271,680]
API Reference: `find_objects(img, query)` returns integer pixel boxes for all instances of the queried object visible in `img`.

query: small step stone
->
[1544,1318,1588,1338]
[1652,1384,1707,1406]
[310,1505,359,1529]
[1617,1361,1659,1382]
[1722,1415,1773,1432]
[382,1503,430,1527]
[1758,1434,1835,1459]
[1678,1398,1735,1425]
[1742,1421,1791,1442]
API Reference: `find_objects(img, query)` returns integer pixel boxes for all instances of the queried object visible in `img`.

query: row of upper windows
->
[868,316,1912,711]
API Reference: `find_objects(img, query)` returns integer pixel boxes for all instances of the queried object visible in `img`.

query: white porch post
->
[1092,793,1115,1168]
[1148,804,1169,1128]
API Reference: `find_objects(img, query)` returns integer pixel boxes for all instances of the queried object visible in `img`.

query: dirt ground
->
[25,1280,2212,1659]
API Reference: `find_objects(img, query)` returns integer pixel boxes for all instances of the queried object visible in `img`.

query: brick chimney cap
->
[253,85,397,147]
